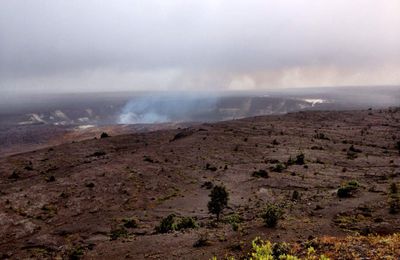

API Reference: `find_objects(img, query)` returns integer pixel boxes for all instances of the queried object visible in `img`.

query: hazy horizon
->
[1,0,400,94]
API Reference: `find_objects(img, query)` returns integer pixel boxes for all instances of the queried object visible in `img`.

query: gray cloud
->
[0,0,399,92]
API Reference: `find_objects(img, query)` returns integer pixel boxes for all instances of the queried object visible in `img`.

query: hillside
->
[0,108,399,259]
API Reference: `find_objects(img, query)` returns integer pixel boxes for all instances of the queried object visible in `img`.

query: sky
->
[0,0,399,93]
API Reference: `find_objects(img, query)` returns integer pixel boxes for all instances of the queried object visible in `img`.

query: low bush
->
[92,151,106,157]
[337,180,360,198]
[205,163,217,171]
[295,153,305,165]
[347,150,358,159]
[225,213,243,231]
[100,132,110,138]
[261,203,283,228]
[155,214,176,233]
[272,242,290,259]
[211,237,328,260]
[231,222,239,231]
[291,190,300,201]
[110,227,128,240]
[287,153,305,166]
[252,169,269,178]
[314,132,330,140]
[143,156,154,163]
[271,163,286,173]
[212,233,400,259]
[122,218,138,229]
[156,214,198,233]
[176,216,198,230]
[68,246,84,260]
[85,182,95,188]
[225,213,243,224]
[201,181,214,189]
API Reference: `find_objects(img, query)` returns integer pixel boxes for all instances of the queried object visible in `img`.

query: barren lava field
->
[1,108,399,259]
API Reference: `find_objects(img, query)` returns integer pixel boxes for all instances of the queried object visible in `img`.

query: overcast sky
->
[0,0,399,93]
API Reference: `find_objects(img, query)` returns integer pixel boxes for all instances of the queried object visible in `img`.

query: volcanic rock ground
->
[0,108,399,259]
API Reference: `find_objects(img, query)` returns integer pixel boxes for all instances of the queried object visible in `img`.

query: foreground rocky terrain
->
[0,108,399,259]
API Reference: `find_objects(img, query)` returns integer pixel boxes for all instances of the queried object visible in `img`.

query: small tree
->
[100,132,110,139]
[208,185,229,221]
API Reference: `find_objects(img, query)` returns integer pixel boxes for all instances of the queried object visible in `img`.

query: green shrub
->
[245,238,328,260]
[295,153,305,165]
[271,163,286,173]
[337,187,352,198]
[231,222,239,231]
[201,181,214,189]
[176,217,198,230]
[337,180,360,198]
[68,246,84,260]
[110,227,128,240]
[286,153,305,166]
[92,151,106,157]
[156,215,198,233]
[122,218,138,229]
[143,156,154,163]
[205,163,217,171]
[211,237,331,260]
[347,180,360,187]
[225,213,243,231]
[155,214,176,233]
[291,190,300,201]
[261,203,283,228]
[100,132,110,138]
[347,150,358,159]
[272,242,290,259]
[252,169,269,178]
[225,213,243,224]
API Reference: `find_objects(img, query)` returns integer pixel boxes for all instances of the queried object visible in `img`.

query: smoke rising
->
[118,94,218,124]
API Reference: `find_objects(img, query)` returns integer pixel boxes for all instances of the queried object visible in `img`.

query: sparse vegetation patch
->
[337,180,360,198]
[271,163,286,172]
[155,214,176,233]
[261,203,284,228]
[252,169,269,178]
[155,214,198,233]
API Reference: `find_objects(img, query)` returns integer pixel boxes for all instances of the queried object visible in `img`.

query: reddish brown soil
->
[0,122,193,157]
[0,108,399,259]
